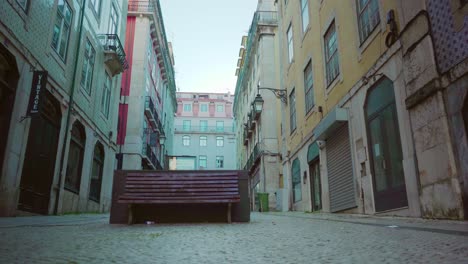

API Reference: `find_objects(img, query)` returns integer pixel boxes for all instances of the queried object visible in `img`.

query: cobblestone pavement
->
[0,212,467,264]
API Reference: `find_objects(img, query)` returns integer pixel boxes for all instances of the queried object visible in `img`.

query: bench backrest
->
[118,171,241,204]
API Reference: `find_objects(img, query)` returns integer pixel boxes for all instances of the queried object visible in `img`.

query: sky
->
[159,0,258,94]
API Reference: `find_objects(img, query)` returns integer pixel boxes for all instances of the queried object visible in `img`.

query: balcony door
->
[365,78,407,212]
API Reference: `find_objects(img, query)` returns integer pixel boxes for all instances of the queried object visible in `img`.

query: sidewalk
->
[0,213,109,228]
[266,211,468,236]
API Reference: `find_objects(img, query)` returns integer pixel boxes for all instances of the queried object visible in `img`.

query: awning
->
[313,107,348,140]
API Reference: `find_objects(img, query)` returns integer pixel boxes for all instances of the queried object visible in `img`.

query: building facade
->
[116,0,176,171]
[0,0,128,216]
[173,92,237,170]
[233,0,283,211]
[274,0,467,219]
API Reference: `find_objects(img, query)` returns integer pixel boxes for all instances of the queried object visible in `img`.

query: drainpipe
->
[54,0,87,215]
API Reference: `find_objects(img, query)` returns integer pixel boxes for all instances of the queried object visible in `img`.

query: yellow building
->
[276,0,467,219]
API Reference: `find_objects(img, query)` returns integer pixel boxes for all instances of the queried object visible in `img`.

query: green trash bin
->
[257,193,269,212]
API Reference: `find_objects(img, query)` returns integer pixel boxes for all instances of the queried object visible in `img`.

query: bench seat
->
[118,171,241,224]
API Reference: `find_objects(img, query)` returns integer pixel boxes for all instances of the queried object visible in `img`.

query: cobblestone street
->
[0,212,467,263]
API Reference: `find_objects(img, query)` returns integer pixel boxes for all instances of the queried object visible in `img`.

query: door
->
[366,78,407,212]
[18,92,61,214]
[309,160,322,211]
[0,46,19,177]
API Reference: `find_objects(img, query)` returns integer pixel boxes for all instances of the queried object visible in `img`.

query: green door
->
[366,78,407,212]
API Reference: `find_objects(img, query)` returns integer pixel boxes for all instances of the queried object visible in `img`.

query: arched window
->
[89,143,104,202]
[65,122,86,194]
[182,135,190,146]
[292,158,302,202]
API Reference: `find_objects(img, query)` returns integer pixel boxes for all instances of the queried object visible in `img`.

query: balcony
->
[142,143,162,170]
[244,143,261,171]
[98,34,129,76]
[174,125,235,134]
[128,1,156,14]
[243,129,248,146]
[145,96,160,130]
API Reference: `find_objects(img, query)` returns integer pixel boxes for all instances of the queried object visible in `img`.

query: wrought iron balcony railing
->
[128,1,156,13]
[98,34,129,75]
[244,143,261,171]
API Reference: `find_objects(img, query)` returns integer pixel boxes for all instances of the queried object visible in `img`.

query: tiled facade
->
[0,0,128,216]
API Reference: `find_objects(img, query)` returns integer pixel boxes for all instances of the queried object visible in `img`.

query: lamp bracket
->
[257,85,288,104]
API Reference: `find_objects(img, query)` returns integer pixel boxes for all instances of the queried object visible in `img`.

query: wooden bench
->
[118,171,241,224]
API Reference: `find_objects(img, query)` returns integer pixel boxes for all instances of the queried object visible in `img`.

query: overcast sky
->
[159,0,258,93]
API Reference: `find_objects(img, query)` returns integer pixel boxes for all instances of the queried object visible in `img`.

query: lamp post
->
[256,83,288,104]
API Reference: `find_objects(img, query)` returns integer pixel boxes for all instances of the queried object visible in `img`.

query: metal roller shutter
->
[327,124,356,212]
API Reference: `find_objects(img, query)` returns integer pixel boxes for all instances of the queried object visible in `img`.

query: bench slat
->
[124,188,239,193]
[119,199,240,204]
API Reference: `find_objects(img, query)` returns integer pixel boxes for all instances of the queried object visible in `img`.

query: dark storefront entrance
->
[18,91,61,214]
[365,78,408,212]
[0,45,19,178]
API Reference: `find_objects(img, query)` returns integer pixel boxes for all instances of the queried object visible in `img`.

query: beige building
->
[275,0,467,219]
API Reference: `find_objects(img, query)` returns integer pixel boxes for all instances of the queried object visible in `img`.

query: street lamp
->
[159,133,166,145]
[257,82,288,104]
[253,94,264,113]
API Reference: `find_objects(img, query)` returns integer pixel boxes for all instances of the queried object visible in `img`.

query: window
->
[200,104,208,112]
[108,4,118,35]
[216,156,224,168]
[357,0,380,43]
[289,89,297,132]
[292,158,302,202]
[216,136,224,147]
[216,121,224,132]
[200,120,208,132]
[80,39,95,95]
[304,60,314,113]
[199,155,207,169]
[182,135,190,146]
[183,104,192,112]
[51,0,73,60]
[101,73,111,118]
[217,105,224,112]
[287,24,294,63]
[324,21,340,86]
[89,143,104,202]
[183,120,191,131]
[200,136,207,146]
[301,0,309,33]
[16,0,29,11]
[90,0,101,15]
[65,122,85,194]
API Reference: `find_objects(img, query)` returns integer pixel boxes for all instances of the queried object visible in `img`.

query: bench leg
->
[227,203,232,224]
[128,204,134,225]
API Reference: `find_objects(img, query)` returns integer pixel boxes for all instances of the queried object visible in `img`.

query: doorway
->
[309,159,322,211]
[0,45,19,178]
[365,78,408,212]
[18,91,61,214]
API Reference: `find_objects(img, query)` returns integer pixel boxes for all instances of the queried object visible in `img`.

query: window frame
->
[287,24,294,63]
[216,121,224,132]
[199,155,207,169]
[51,0,73,61]
[183,104,192,112]
[304,60,314,114]
[356,0,380,44]
[216,136,224,147]
[101,73,111,118]
[324,21,340,86]
[300,0,309,33]
[199,136,207,147]
[80,39,96,95]
[65,123,85,194]
[183,120,191,131]
[289,89,297,133]
[200,120,208,132]
[90,0,101,17]
[182,135,190,146]
[216,156,224,168]
[200,104,208,112]
[16,0,29,12]
[108,3,119,35]
[216,104,224,112]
